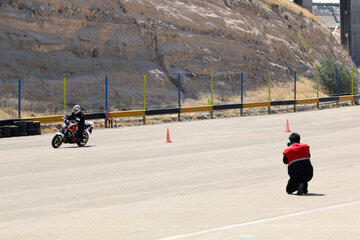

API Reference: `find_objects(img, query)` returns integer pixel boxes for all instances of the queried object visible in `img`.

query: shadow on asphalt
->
[295,193,326,197]
[61,145,95,149]
[289,193,326,197]
[305,193,326,197]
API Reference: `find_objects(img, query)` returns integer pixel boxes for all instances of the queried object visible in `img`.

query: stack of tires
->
[14,121,27,136]
[0,121,41,138]
[31,121,42,135]
[0,126,11,138]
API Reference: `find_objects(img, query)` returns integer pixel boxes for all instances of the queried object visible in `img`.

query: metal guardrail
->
[0,95,358,125]
[270,100,297,106]
[213,103,242,110]
[296,98,319,105]
[146,108,179,115]
[181,105,213,113]
[319,96,339,102]
[111,110,145,118]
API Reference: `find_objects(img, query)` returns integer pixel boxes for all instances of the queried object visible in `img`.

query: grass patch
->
[243,76,327,103]
[264,0,325,26]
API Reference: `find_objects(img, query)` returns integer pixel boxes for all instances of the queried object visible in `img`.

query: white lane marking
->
[156,200,360,240]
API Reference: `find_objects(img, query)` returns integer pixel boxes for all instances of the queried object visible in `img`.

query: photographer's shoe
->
[303,183,308,194]
[296,182,304,195]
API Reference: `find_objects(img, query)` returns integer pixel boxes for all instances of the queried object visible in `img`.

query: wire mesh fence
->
[0,68,358,119]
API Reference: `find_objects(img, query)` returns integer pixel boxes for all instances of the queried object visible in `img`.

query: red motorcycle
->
[52,117,93,148]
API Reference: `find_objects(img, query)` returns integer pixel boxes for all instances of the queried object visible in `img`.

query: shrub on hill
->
[315,56,358,96]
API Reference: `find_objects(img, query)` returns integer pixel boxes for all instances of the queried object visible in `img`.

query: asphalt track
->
[0,106,359,240]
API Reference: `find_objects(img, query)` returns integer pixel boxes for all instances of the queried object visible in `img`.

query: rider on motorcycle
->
[67,105,85,143]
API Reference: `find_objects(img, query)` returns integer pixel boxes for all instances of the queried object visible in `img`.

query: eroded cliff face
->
[0,0,353,112]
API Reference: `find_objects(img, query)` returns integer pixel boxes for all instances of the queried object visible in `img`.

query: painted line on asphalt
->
[156,200,360,240]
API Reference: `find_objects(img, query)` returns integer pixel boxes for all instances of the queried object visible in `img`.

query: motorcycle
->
[52,117,94,148]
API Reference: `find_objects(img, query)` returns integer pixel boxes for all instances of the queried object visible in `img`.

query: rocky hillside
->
[0,0,354,113]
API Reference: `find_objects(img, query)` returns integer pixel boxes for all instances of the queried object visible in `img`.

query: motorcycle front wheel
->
[52,135,63,148]
[76,131,89,147]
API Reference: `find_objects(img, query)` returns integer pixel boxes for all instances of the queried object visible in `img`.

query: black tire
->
[33,121,41,129]
[26,121,35,135]
[14,121,27,136]
[1,126,11,137]
[9,125,19,137]
[52,135,63,148]
[0,129,2,138]
[34,128,42,135]
[33,121,41,135]
[76,131,89,147]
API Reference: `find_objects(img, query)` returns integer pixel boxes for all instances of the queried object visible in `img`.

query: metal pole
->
[143,75,146,124]
[351,69,354,105]
[317,69,320,109]
[294,71,297,112]
[241,72,244,104]
[268,72,271,114]
[18,79,21,119]
[105,76,108,112]
[178,74,181,121]
[241,72,244,116]
[317,69,319,97]
[336,69,339,96]
[64,78,66,113]
[336,69,339,107]
[210,73,214,105]
[210,73,213,119]
[294,71,297,100]
[351,69,354,95]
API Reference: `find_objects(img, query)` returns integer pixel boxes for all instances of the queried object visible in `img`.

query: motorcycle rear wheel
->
[77,131,89,147]
[52,135,63,148]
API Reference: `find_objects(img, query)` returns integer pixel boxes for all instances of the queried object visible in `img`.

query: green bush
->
[315,56,358,96]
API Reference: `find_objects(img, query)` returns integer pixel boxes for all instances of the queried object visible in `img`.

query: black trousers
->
[76,125,85,140]
[286,160,313,194]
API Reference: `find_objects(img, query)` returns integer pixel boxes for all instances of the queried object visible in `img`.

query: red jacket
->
[283,143,310,166]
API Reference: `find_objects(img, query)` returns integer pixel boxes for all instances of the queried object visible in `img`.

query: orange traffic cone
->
[285,119,291,132]
[166,128,172,143]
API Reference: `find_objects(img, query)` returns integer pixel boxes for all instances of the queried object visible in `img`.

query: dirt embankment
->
[0,0,354,114]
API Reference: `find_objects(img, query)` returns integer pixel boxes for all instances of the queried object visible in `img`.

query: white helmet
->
[72,105,80,114]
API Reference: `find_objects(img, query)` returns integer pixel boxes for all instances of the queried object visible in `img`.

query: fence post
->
[178,74,181,121]
[316,69,320,109]
[63,77,67,113]
[143,75,146,124]
[336,69,339,107]
[241,72,244,116]
[294,71,297,112]
[351,69,355,105]
[105,76,108,112]
[268,72,271,114]
[18,79,21,119]
[210,73,214,119]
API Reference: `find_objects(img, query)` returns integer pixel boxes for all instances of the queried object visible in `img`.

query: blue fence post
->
[294,71,297,100]
[241,72,244,104]
[240,72,244,116]
[336,69,339,107]
[178,74,181,108]
[294,71,297,112]
[178,74,181,121]
[336,69,339,96]
[105,76,108,112]
[18,79,21,119]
